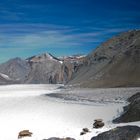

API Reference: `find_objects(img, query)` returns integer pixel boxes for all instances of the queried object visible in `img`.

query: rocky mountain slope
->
[0,58,30,83]
[0,53,85,84]
[69,30,140,87]
[0,30,139,87]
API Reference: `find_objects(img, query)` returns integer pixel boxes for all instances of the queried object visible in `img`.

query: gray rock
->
[113,92,140,123]
[128,92,140,102]
[91,126,140,140]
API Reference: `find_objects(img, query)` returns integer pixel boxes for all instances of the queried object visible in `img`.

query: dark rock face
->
[69,30,140,88]
[128,92,140,102]
[43,137,76,140]
[113,92,140,123]
[91,126,140,140]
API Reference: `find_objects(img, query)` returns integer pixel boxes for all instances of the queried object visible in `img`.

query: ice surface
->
[0,85,139,140]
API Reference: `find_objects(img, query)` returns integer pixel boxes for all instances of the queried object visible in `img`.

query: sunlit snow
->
[0,85,139,140]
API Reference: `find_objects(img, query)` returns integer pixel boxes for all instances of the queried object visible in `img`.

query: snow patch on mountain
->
[0,73,11,80]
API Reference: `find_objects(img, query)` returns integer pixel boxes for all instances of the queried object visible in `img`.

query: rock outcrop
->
[91,126,140,140]
[113,92,140,123]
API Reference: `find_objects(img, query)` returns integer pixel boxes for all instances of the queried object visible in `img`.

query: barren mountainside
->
[0,53,84,84]
[0,30,140,87]
[69,30,140,87]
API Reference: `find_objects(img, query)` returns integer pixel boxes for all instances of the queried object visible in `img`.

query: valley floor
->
[0,84,139,140]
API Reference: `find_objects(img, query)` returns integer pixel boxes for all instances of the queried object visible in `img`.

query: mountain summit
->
[0,52,84,84]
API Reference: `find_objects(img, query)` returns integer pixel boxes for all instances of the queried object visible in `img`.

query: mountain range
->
[0,30,140,87]
[0,53,84,85]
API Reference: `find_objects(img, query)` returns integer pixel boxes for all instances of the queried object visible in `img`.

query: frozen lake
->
[0,84,139,140]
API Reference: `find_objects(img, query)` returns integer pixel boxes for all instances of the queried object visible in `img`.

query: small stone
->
[80,131,86,135]
[83,128,90,132]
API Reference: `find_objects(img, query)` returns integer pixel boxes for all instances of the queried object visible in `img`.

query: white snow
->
[59,60,63,64]
[0,85,139,140]
[0,73,11,80]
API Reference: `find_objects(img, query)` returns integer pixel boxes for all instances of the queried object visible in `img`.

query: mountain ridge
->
[69,30,140,87]
[0,30,140,87]
[0,52,85,84]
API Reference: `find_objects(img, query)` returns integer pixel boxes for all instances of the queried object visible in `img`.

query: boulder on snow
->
[82,128,90,133]
[91,125,140,140]
[93,119,104,128]
[80,128,90,135]
[18,130,32,139]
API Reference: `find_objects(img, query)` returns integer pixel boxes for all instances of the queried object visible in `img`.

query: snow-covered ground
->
[0,85,139,140]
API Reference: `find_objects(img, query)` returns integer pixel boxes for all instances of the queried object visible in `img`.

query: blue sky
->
[0,0,140,62]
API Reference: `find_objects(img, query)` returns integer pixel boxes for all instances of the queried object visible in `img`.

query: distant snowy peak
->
[59,54,85,59]
[0,73,12,81]
[26,52,61,63]
[59,55,86,64]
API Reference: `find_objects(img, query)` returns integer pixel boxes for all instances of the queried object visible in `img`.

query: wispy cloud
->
[0,0,139,63]
[0,24,103,48]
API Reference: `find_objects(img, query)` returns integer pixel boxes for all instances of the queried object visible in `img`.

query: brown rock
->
[83,128,90,133]
[18,130,33,139]
[93,119,104,128]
